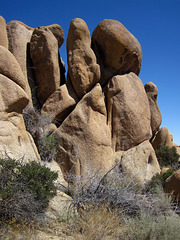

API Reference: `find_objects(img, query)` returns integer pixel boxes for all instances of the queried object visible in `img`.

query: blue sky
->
[1,0,180,144]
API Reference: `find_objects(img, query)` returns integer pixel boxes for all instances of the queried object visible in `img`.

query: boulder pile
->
[0,16,176,185]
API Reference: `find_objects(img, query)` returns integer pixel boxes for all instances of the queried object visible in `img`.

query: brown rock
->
[6,21,34,101]
[41,81,78,123]
[0,112,40,162]
[52,84,114,180]
[145,82,162,135]
[106,73,151,151]
[164,169,180,201]
[45,24,64,48]
[92,19,142,85]
[30,27,61,104]
[0,46,26,90]
[0,16,8,48]
[151,126,173,150]
[115,140,161,184]
[0,74,29,113]
[67,18,100,98]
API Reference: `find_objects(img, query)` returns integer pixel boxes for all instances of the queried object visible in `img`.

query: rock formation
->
[67,18,100,98]
[0,15,172,187]
[92,19,142,85]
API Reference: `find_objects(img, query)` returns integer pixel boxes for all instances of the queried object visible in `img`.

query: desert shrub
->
[120,211,180,240]
[62,164,174,220]
[143,169,174,194]
[0,157,58,222]
[155,145,180,169]
[23,109,58,161]
[67,204,121,240]
[38,135,57,162]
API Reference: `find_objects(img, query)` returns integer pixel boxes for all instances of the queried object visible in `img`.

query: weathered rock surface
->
[0,74,29,113]
[30,27,62,104]
[0,16,8,48]
[151,126,173,150]
[0,46,26,90]
[106,73,151,151]
[115,140,161,184]
[0,112,40,161]
[92,19,142,85]
[45,24,64,48]
[6,21,34,101]
[145,82,162,135]
[41,81,78,123]
[53,84,114,180]
[164,169,180,201]
[67,18,100,98]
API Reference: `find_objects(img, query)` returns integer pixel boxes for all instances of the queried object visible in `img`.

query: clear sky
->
[1,0,180,144]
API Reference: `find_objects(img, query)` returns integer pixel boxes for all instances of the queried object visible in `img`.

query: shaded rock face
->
[106,73,152,151]
[30,26,63,104]
[92,19,142,85]
[164,170,180,201]
[52,84,114,180]
[151,126,173,150]
[41,81,78,123]
[145,82,162,135]
[6,21,34,102]
[0,16,8,48]
[67,18,100,98]
[115,140,160,184]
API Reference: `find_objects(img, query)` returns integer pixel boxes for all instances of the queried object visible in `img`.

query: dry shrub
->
[66,204,122,240]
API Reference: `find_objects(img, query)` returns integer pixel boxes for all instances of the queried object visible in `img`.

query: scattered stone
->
[106,73,152,151]
[145,82,162,135]
[67,18,100,98]
[92,19,142,85]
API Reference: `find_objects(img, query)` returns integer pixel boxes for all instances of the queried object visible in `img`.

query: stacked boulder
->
[0,16,174,185]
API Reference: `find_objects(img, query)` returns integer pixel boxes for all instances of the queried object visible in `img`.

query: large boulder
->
[41,81,78,123]
[144,82,162,135]
[151,126,173,150]
[0,16,8,48]
[30,26,63,104]
[0,46,27,90]
[6,21,34,101]
[164,169,180,201]
[115,140,161,184]
[92,19,142,85]
[67,18,100,98]
[0,74,29,113]
[53,83,114,180]
[0,112,40,162]
[106,73,151,151]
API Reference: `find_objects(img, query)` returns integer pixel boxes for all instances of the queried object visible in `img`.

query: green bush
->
[143,169,174,194]
[155,145,180,169]
[38,135,57,162]
[0,157,58,221]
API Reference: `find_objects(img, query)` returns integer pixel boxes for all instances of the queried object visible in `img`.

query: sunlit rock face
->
[92,19,142,85]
